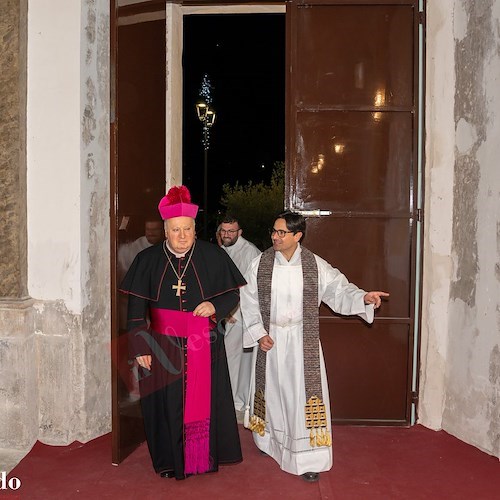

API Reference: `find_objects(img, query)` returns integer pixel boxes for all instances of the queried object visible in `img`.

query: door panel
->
[111,3,167,464]
[307,217,412,319]
[287,0,420,424]
[295,111,413,214]
[296,5,414,108]
[320,321,410,422]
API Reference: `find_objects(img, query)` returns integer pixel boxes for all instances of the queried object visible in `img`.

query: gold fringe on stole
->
[248,415,266,437]
[305,396,332,448]
[249,388,266,437]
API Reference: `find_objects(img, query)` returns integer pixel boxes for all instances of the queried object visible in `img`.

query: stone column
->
[0,0,28,299]
[0,0,37,455]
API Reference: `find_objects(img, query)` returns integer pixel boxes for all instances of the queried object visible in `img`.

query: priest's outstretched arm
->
[317,256,388,324]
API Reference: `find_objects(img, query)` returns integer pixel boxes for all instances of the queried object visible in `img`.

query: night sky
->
[182,14,285,216]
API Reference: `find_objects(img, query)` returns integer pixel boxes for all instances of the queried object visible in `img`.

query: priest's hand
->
[136,354,152,370]
[193,301,216,317]
[364,291,390,309]
[259,335,274,352]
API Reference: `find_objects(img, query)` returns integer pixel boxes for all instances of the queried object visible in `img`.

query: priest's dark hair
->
[277,210,306,241]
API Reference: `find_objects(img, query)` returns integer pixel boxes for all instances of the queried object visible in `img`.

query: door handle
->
[290,209,332,217]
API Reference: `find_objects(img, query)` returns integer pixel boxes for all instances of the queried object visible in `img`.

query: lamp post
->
[196,102,216,240]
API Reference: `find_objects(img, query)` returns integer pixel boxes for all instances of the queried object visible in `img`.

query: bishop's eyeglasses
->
[270,228,294,238]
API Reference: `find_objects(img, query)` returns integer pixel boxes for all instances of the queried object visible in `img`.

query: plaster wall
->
[27,0,82,312]
[0,0,37,465]
[0,300,37,451]
[79,0,111,441]
[420,0,500,458]
[420,0,455,430]
[25,0,111,446]
[444,0,500,457]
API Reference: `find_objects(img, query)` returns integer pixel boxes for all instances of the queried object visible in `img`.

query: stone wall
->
[420,0,500,458]
[0,0,111,461]
[0,0,36,455]
[444,0,500,457]
[0,0,28,300]
[30,0,111,445]
[79,0,111,442]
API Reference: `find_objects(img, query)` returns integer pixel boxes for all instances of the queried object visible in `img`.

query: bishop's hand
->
[193,301,216,317]
[136,354,152,370]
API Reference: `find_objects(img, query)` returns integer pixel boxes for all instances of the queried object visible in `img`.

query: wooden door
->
[111,0,167,464]
[287,0,423,424]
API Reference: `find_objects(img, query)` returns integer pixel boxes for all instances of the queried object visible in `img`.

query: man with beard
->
[218,215,261,417]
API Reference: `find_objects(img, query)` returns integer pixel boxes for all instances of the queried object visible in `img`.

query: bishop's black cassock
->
[120,239,246,479]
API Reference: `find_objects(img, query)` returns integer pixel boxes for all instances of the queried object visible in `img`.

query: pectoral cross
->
[172,279,186,297]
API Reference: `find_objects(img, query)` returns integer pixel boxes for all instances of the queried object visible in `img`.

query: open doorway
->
[182,13,285,242]
[111,0,423,466]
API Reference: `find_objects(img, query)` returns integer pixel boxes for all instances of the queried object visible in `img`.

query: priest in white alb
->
[240,211,389,482]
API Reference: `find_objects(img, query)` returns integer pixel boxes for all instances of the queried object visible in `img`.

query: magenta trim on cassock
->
[150,308,211,475]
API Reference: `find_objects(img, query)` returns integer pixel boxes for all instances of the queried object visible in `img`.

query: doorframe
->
[110,0,425,463]
[411,0,426,425]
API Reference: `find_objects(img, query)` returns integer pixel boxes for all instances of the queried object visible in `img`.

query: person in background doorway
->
[241,211,389,483]
[118,220,164,281]
[118,219,165,333]
[217,215,261,418]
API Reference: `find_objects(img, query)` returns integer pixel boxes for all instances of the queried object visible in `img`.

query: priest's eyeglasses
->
[220,229,239,235]
[270,228,294,238]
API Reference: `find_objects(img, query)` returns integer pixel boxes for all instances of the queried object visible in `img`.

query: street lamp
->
[196,102,216,239]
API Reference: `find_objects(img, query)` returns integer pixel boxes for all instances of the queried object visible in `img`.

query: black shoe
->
[175,473,192,481]
[302,472,319,482]
[159,470,175,478]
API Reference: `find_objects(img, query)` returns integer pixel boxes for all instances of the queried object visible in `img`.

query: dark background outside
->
[182,14,285,239]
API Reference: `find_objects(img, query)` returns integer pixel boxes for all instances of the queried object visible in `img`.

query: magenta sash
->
[150,308,212,475]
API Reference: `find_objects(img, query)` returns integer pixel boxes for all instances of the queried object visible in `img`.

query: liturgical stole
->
[249,246,331,447]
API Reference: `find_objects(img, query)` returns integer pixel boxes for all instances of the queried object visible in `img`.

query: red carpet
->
[4,425,499,499]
